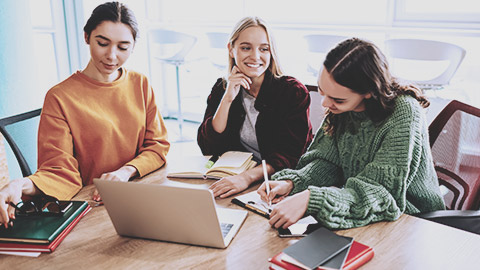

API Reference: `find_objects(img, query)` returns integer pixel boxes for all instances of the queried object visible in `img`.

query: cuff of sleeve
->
[126,151,165,177]
[271,169,303,194]
[203,118,227,141]
[305,186,326,216]
[28,173,81,201]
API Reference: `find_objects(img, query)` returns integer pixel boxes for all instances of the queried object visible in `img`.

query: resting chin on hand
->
[92,165,138,202]
[0,177,40,228]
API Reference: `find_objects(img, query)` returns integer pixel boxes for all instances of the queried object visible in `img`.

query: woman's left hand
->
[269,189,310,229]
[209,174,251,198]
[92,165,138,201]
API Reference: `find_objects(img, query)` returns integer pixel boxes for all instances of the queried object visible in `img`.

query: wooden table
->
[2,143,480,269]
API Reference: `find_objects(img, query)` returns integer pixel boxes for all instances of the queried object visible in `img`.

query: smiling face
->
[83,21,135,82]
[229,26,271,81]
[318,68,371,114]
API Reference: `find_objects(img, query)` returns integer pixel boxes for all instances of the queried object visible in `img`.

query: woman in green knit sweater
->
[258,38,445,230]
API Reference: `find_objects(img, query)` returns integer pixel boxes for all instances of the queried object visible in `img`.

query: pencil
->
[262,160,271,207]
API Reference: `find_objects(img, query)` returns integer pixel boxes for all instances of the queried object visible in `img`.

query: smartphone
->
[278,222,323,237]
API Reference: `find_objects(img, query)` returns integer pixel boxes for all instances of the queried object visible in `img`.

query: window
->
[29,0,70,96]
[395,0,480,26]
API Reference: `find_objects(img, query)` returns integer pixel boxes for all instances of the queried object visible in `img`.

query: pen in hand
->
[262,160,272,210]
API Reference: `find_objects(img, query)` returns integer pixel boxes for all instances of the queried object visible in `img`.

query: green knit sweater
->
[272,95,445,229]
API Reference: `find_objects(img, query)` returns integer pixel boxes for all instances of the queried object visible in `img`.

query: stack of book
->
[269,227,374,270]
[0,200,91,253]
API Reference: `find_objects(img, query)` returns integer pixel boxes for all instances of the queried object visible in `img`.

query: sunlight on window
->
[405,0,480,14]
[29,0,53,27]
[247,0,388,25]
[150,0,243,22]
[32,33,58,94]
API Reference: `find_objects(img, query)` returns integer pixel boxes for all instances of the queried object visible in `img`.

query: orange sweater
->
[28,68,170,200]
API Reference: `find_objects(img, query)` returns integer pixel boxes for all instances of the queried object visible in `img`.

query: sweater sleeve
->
[28,102,83,200]
[126,85,169,177]
[305,99,424,229]
[272,127,343,191]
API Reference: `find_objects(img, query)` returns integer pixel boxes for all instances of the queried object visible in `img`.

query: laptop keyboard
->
[220,223,234,237]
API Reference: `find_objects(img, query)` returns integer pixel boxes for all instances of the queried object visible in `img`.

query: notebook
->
[167,151,257,180]
[269,240,374,270]
[0,205,91,252]
[283,227,353,269]
[0,200,89,244]
[94,179,248,248]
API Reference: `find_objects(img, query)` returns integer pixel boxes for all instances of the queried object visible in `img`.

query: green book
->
[0,200,88,244]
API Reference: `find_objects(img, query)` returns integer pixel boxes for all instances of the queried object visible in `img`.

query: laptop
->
[93,179,248,248]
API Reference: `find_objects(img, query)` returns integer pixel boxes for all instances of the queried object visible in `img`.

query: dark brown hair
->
[83,1,138,42]
[322,38,429,135]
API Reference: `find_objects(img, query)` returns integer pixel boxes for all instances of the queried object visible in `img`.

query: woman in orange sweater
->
[0,2,169,227]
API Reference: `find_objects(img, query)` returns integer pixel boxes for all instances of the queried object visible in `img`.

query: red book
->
[269,240,374,270]
[0,205,91,253]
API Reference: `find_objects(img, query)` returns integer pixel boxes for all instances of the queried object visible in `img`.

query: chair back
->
[306,85,325,133]
[304,34,348,53]
[0,109,41,177]
[385,39,466,88]
[148,29,197,64]
[303,34,349,77]
[206,32,229,49]
[205,32,229,71]
[429,100,480,210]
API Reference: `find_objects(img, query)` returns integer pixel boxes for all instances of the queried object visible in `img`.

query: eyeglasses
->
[9,198,72,217]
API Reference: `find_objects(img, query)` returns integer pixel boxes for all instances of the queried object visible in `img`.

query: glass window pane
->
[29,0,53,27]
[404,0,479,14]
[397,0,480,23]
[33,33,59,95]
[246,0,388,25]
[153,0,243,23]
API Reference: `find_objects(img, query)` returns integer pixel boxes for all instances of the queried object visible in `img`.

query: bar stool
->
[148,29,197,141]
[304,34,348,78]
[384,38,466,91]
[206,32,229,71]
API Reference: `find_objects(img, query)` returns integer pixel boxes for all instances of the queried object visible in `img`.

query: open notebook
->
[167,151,257,180]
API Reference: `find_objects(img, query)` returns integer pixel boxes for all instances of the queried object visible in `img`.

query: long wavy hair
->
[226,16,283,80]
[322,38,429,135]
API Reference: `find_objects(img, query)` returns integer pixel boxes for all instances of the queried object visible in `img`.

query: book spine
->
[48,201,88,242]
[343,248,374,270]
[48,206,92,252]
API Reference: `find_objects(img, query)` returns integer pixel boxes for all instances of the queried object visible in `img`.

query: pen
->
[262,160,272,208]
[205,155,219,169]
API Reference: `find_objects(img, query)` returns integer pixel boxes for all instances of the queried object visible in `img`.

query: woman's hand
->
[224,66,252,103]
[209,174,251,198]
[257,180,293,204]
[92,165,138,201]
[0,177,37,228]
[268,189,310,229]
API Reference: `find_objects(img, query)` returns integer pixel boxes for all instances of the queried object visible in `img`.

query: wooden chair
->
[416,100,480,234]
[0,109,41,177]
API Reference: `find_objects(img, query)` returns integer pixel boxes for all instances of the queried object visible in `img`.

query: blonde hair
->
[227,16,283,79]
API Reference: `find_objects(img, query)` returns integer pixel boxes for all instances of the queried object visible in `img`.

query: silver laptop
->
[93,179,248,248]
